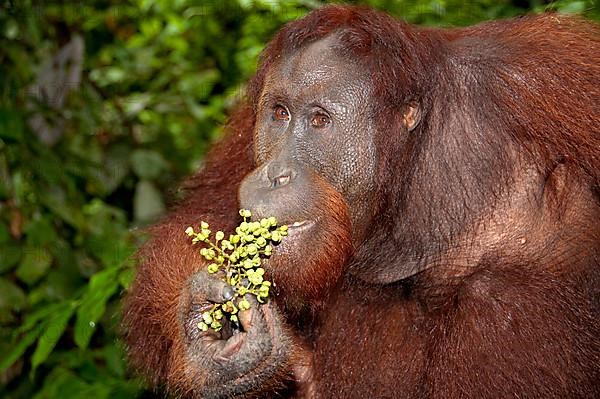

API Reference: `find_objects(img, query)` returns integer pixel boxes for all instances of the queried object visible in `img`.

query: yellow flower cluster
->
[185,210,288,332]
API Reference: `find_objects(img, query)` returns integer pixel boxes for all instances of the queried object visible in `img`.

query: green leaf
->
[20,303,65,332]
[33,367,111,399]
[31,302,75,371]
[103,344,126,378]
[131,149,168,179]
[133,179,165,223]
[74,267,120,349]
[83,226,135,269]
[41,186,84,228]
[118,265,136,289]
[25,217,56,246]
[16,246,53,285]
[90,66,127,86]
[0,277,27,311]
[558,1,586,14]
[0,241,21,273]
[0,152,10,200]
[0,223,11,242]
[0,325,41,372]
[0,108,24,141]
[85,145,131,196]
[33,368,90,399]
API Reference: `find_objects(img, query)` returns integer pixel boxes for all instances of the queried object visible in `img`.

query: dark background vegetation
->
[0,0,597,397]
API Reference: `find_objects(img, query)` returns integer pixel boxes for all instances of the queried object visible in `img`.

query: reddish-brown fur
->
[123,6,600,398]
[122,105,255,390]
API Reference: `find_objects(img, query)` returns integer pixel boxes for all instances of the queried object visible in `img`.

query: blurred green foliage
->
[0,0,597,397]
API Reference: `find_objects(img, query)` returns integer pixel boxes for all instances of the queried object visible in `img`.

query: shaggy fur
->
[123,6,600,398]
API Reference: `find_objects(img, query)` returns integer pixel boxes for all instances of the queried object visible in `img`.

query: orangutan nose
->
[266,162,294,189]
[271,174,291,188]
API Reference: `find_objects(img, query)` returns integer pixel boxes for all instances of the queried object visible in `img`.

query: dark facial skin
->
[239,34,378,244]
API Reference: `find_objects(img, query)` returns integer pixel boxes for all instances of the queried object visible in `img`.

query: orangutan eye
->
[311,113,331,129]
[273,105,290,121]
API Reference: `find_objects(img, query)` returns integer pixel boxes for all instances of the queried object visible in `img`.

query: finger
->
[238,295,271,338]
[188,270,231,303]
[214,297,273,364]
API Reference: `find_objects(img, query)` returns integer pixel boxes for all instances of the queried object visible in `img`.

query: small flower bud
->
[271,231,281,242]
[247,244,258,256]
[207,263,219,273]
[249,274,263,285]
[202,312,213,324]
[239,299,251,311]
[259,286,269,295]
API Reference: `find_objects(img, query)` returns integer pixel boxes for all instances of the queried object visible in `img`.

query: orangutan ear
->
[402,102,422,131]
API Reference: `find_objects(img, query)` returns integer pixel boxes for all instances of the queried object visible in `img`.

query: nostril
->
[265,162,295,188]
[272,174,291,188]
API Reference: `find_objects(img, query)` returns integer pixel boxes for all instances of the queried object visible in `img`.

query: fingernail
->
[222,286,235,301]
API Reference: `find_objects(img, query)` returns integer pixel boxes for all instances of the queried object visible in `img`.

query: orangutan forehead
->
[262,35,369,101]
[267,34,366,86]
